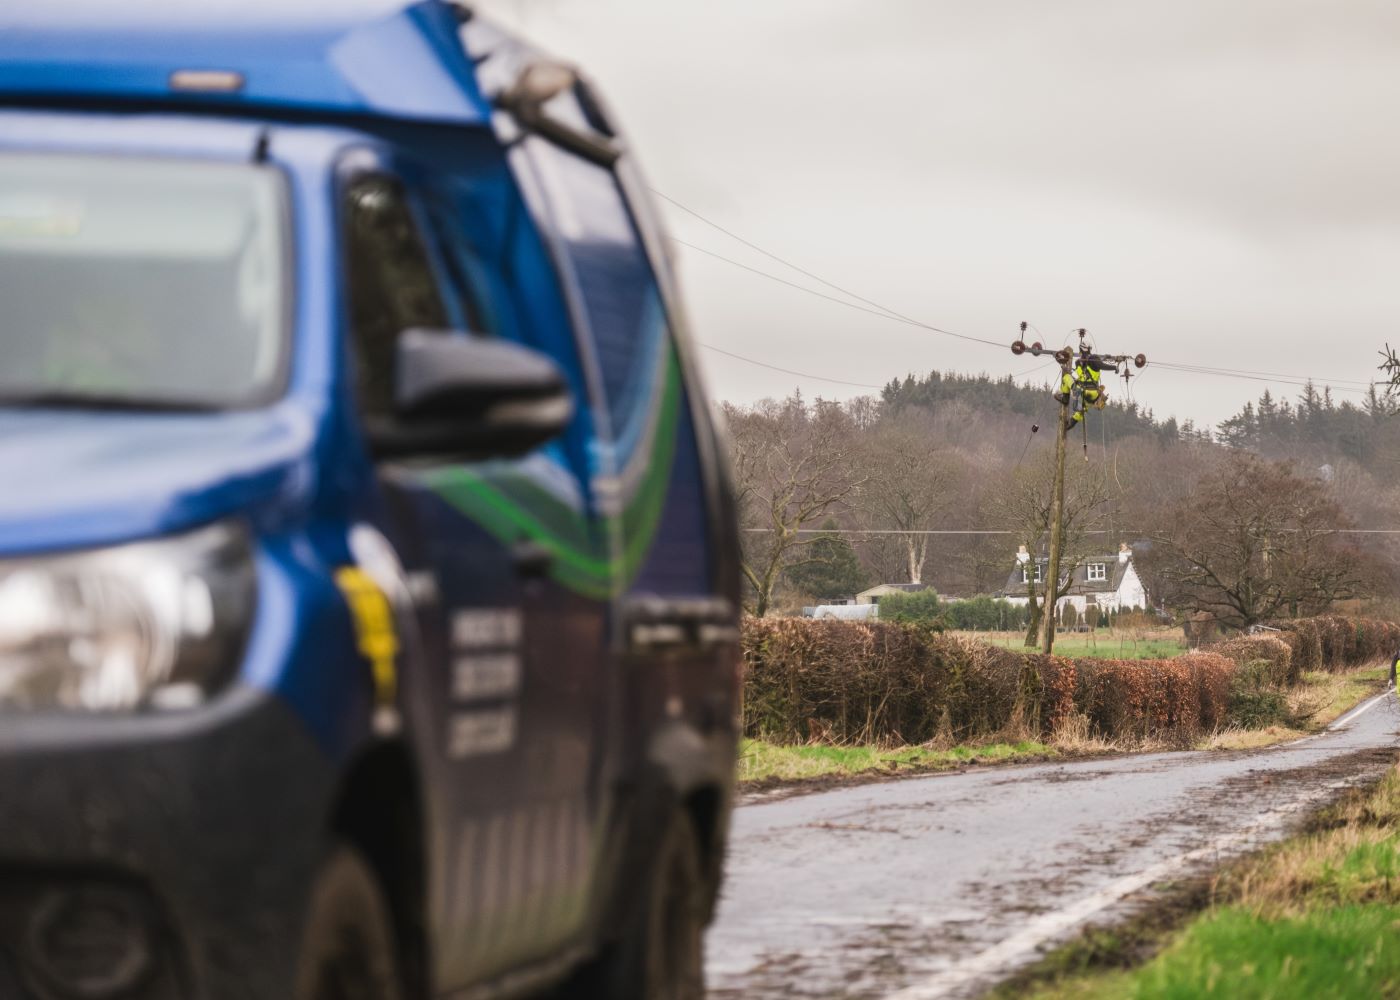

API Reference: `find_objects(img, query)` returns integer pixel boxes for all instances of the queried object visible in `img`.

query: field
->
[969,627,1189,660]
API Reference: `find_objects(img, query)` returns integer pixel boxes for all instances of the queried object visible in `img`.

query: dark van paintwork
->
[0,3,740,997]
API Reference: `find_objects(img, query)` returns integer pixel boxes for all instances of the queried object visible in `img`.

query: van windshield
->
[0,154,286,409]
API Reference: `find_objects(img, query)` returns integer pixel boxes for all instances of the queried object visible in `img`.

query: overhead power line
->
[699,343,885,389]
[652,188,911,323]
[673,238,1005,349]
[1151,361,1372,396]
[657,189,1383,399]
[1157,361,1373,389]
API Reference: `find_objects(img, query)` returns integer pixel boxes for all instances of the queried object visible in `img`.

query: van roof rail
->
[0,0,492,126]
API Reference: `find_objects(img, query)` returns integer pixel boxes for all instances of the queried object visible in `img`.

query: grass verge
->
[737,738,1055,786]
[1006,761,1400,999]
[1202,664,1389,751]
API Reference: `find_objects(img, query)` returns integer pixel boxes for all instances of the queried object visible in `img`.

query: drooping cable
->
[656,188,1381,400]
[698,343,885,389]
[673,238,1006,349]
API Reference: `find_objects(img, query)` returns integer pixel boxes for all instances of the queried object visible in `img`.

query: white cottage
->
[1000,543,1147,618]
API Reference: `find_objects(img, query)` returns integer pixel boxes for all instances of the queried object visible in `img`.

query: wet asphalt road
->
[706,690,1400,999]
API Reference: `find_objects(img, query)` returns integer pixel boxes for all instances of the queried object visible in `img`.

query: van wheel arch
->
[681,784,725,920]
[328,741,428,1000]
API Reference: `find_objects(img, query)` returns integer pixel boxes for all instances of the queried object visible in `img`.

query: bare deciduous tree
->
[1144,453,1366,631]
[725,394,866,616]
[859,420,963,584]
[946,464,1012,595]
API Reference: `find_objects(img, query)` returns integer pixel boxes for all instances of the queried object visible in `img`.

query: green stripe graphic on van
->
[421,350,681,599]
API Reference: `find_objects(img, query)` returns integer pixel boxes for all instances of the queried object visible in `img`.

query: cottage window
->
[1087,563,1107,582]
[1021,564,1044,584]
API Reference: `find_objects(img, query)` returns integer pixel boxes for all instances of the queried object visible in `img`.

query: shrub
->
[879,589,946,626]
[1208,635,1296,686]
[1070,653,1232,745]
[1226,660,1290,729]
[1274,616,1400,673]
[1114,608,1157,631]
[945,595,1029,632]
[741,617,981,745]
[741,613,1395,749]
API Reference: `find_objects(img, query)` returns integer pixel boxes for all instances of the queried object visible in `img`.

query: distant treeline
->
[726,364,1400,622]
[880,369,1211,444]
[1216,385,1398,470]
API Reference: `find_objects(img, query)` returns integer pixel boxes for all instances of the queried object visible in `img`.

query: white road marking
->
[1282,688,1392,746]
[1328,690,1389,731]
[881,772,1371,999]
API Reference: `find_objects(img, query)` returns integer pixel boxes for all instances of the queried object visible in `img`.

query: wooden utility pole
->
[1009,326,1147,656]
[1042,391,1069,654]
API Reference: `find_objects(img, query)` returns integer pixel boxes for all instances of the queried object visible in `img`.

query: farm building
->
[855,582,938,605]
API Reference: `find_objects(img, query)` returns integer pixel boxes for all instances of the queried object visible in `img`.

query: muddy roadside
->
[989,744,1400,1000]
[738,746,1116,805]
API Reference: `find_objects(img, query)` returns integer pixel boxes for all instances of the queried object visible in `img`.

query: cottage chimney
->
[1118,542,1131,564]
[1016,544,1030,565]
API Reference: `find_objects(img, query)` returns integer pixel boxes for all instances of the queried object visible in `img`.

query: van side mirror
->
[498,61,622,167]
[366,329,573,460]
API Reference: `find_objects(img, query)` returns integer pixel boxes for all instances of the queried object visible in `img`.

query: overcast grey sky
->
[475,0,1398,427]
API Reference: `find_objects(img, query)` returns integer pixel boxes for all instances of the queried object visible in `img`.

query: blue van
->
[0,2,741,998]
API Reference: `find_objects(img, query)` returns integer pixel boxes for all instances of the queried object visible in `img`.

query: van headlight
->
[0,523,255,712]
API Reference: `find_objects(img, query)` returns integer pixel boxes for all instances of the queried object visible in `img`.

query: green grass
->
[737,738,1054,784]
[1017,764,1400,999]
[978,633,1188,660]
[1008,908,1400,999]
[1302,664,1390,726]
[1121,906,1400,998]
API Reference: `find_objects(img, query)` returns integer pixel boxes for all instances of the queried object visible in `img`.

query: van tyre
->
[295,845,404,1000]
[584,810,707,1000]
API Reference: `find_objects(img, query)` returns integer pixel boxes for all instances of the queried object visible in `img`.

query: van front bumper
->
[0,686,333,1000]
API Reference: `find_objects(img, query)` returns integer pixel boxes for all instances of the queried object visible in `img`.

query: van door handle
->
[512,540,554,579]
[623,596,739,653]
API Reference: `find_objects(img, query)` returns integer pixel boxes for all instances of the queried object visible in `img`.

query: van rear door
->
[513,134,740,889]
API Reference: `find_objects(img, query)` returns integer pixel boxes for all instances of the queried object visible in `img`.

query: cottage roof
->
[858,582,936,596]
[1001,554,1133,598]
